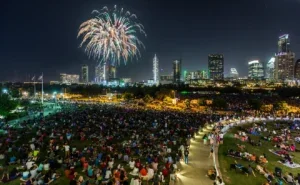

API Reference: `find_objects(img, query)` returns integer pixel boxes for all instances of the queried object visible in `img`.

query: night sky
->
[1,0,300,82]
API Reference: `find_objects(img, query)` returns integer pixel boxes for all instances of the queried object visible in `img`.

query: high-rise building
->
[208,54,224,80]
[108,65,117,79]
[81,65,89,83]
[229,68,239,79]
[266,57,275,80]
[94,63,117,84]
[295,59,300,79]
[60,73,80,84]
[278,34,290,53]
[248,60,264,79]
[153,54,159,85]
[95,64,102,83]
[275,52,295,81]
[173,59,181,84]
[275,34,295,81]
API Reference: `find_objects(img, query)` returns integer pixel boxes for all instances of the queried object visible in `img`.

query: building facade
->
[278,34,290,53]
[275,34,295,81]
[275,52,295,81]
[266,57,275,80]
[248,60,264,79]
[160,75,173,85]
[60,73,80,84]
[81,65,89,83]
[229,68,239,79]
[94,63,117,84]
[295,59,300,80]
[208,54,224,80]
[173,60,181,84]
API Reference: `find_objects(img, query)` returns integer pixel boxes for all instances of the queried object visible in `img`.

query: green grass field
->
[218,121,300,185]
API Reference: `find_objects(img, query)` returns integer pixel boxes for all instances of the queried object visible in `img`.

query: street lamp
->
[2,89,8,94]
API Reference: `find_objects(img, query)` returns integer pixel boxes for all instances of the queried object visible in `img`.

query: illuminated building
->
[94,64,103,83]
[173,60,182,84]
[160,75,173,85]
[120,78,132,84]
[153,54,159,85]
[208,54,224,80]
[60,73,80,84]
[266,57,275,80]
[278,34,290,53]
[275,52,295,81]
[81,65,89,83]
[229,68,239,79]
[94,63,117,85]
[248,60,264,79]
[108,65,117,79]
[295,59,300,80]
[275,34,295,81]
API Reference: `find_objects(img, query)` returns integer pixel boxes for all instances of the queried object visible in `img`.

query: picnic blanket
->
[269,149,293,158]
[278,161,300,168]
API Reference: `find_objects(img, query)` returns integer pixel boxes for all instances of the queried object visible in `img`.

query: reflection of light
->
[2,89,8,94]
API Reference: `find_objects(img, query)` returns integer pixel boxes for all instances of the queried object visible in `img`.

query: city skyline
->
[0,0,300,82]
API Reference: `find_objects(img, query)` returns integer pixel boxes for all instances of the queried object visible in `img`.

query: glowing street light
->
[2,89,8,94]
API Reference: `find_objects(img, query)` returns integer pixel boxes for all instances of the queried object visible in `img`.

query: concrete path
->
[178,125,215,185]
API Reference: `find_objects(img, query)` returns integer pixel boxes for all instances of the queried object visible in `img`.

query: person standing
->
[184,149,189,164]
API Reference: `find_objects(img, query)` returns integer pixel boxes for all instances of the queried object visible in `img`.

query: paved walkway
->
[178,125,215,185]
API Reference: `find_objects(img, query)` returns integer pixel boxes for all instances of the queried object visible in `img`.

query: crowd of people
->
[0,103,223,185]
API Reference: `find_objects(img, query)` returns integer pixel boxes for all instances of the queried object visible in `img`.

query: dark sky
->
[1,0,300,82]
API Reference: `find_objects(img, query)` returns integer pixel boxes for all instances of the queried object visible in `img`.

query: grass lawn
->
[218,121,300,185]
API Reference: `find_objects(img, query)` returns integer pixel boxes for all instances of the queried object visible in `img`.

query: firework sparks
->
[78,5,146,65]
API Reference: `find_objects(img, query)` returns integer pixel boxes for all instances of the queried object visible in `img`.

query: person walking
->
[184,149,189,164]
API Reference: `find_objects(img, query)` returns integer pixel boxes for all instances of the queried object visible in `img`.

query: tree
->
[197,98,206,106]
[0,94,18,116]
[143,94,153,103]
[123,92,134,101]
[212,98,228,109]
[185,99,191,108]
[248,99,262,110]
[273,101,288,111]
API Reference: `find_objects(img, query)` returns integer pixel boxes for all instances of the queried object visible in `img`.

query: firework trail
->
[78,5,146,65]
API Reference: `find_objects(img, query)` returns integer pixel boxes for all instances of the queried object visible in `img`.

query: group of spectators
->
[0,103,223,185]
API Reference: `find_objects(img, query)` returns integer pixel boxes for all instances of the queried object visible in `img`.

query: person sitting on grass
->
[245,165,256,177]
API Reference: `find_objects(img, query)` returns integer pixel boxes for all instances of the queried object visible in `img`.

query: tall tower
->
[275,34,295,81]
[153,54,159,85]
[295,59,300,80]
[173,59,181,84]
[266,57,275,80]
[208,54,224,80]
[81,65,89,83]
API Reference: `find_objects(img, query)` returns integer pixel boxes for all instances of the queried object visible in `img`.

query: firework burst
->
[78,5,146,65]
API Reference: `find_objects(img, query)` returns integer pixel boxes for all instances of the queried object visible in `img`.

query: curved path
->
[177,117,300,184]
[178,124,215,185]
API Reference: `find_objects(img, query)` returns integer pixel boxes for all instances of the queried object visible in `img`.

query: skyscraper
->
[278,34,290,53]
[266,57,275,80]
[108,65,117,79]
[208,54,224,80]
[275,34,295,81]
[295,59,300,80]
[229,68,239,79]
[173,59,181,84]
[153,54,159,85]
[248,60,264,79]
[81,65,89,83]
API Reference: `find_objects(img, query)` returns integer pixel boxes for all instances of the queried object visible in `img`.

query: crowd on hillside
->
[0,103,223,185]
